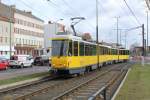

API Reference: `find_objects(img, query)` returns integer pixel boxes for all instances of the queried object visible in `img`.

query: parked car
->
[0,56,9,70]
[9,55,34,68]
[34,55,50,66]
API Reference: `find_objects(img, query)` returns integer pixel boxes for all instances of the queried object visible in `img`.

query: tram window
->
[106,48,108,54]
[125,50,126,55]
[99,47,103,55]
[126,50,129,55]
[99,46,101,55]
[104,48,106,54]
[114,49,116,54]
[89,45,93,56]
[111,49,113,55]
[119,50,121,55]
[103,47,105,54]
[85,44,92,56]
[89,45,92,56]
[120,50,123,55]
[80,42,84,56]
[104,47,106,54]
[124,50,126,55]
[126,50,128,55]
[122,50,124,55]
[113,49,115,55]
[92,45,96,55]
[114,49,116,55]
[68,41,72,56]
[102,47,105,54]
[115,50,117,55]
[109,49,111,54]
[85,44,90,56]
[74,41,78,56]
[104,47,108,55]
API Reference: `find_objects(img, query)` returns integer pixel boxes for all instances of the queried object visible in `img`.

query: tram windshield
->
[52,40,68,56]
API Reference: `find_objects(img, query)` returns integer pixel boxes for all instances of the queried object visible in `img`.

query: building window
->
[5,37,8,43]
[22,39,24,44]
[16,38,18,43]
[19,38,21,44]
[6,27,8,33]
[24,21,26,26]
[0,37,2,43]
[20,19,23,25]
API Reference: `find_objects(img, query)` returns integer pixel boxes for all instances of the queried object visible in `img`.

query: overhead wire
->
[61,0,96,31]
[123,0,141,25]
[44,0,73,18]
[19,0,49,19]
[18,0,74,28]
[59,0,95,33]
[46,0,95,33]
[118,1,139,26]
[16,0,100,35]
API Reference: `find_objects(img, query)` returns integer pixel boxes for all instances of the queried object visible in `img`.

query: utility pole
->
[114,16,120,47]
[142,24,145,56]
[125,32,127,48]
[120,30,122,46]
[96,0,99,68]
[146,11,149,55]
[114,16,120,62]
[9,6,12,59]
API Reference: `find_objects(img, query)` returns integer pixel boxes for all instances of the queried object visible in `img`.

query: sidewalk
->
[115,64,150,100]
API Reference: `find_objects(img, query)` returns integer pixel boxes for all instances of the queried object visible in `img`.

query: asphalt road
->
[0,66,50,80]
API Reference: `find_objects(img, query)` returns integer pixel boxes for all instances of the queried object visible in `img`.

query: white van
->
[9,55,34,68]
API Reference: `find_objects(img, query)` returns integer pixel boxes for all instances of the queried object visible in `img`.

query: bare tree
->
[82,33,92,41]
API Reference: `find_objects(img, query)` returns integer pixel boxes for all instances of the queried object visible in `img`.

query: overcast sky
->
[2,0,149,48]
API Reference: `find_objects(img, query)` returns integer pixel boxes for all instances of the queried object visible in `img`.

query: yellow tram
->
[51,35,129,74]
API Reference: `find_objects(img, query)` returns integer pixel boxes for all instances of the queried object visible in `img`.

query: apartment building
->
[13,9,44,57]
[0,2,15,58]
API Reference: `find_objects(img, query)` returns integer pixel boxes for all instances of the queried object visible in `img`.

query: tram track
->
[52,64,129,100]
[0,63,131,100]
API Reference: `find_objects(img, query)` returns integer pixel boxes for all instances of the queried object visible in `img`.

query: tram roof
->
[52,35,128,50]
[52,35,82,41]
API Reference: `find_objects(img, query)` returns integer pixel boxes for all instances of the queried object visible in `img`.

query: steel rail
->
[51,63,129,100]
[0,75,54,94]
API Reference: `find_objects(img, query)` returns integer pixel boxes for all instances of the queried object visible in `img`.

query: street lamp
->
[70,17,85,36]
[9,5,13,59]
[96,0,99,68]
